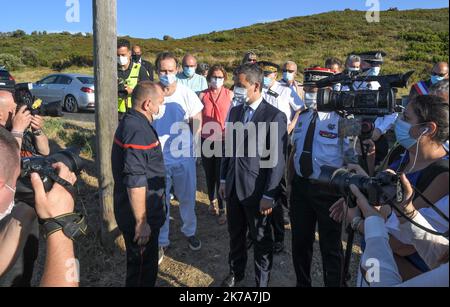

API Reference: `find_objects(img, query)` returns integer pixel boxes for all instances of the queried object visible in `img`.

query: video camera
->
[17,98,43,116]
[318,165,404,207]
[316,70,414,116]
[15,148,85,206]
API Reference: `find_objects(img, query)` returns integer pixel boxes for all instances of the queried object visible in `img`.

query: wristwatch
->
[33,129,43,136]
[39,213,88,241]
[11,130,24,139]
[351,216,364,232]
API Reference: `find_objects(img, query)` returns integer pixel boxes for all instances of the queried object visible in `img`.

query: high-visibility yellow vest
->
[118,63,141,113]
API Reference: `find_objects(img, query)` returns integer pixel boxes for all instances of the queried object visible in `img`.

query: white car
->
[31,73,95,113]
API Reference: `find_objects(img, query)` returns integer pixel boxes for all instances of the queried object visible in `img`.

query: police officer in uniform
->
[289,67,346,287]
[259,61,305,253]
[117,39,150,120]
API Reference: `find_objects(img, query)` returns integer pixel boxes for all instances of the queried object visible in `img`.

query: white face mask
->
[304,92,317,108]
[0,185,15,221]
[152,104,166,121]
[118,56,129,66]
[233,86,249,105]
[210,77,224,89]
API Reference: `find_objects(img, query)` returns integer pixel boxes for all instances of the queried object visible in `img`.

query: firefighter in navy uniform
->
[111,81,166,287]
[288,67,347,287]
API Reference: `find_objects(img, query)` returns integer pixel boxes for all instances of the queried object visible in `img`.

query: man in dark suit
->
[132,45,154,81]
[219,64,288,287]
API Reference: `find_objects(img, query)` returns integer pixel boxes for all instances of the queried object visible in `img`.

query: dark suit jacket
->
[139,60,154,81]
[220,99,287,207]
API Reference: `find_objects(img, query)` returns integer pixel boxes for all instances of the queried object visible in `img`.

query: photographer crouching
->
[0,90,51,286]
[0,127,81,287]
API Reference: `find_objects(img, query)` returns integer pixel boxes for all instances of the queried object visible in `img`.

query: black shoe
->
[274,242,285,254]
[221,274,244,287]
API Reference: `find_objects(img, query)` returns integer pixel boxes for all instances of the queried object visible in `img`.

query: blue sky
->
[1,0,448,39]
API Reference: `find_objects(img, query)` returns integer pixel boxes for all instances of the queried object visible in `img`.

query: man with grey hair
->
[279,61,305,100]
[429,79,449,103]
[177,54,208,95]
[345,54,362,72]
[219,63,287,287]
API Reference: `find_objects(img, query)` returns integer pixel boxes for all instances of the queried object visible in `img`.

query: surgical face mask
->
[210,77,224,89]
[118,56,129,66]
[152,104,166,121]
[283,72,295,82]
[233,86,249,104]
[394,119,426,149]
[159,73,177,87]
[431,75,445,85]
[263,77,273,89]
[183,66,196,78]
[304,92,317,109]
[366,67,381,76]
[347,67,360,72]
[0,184,15,221]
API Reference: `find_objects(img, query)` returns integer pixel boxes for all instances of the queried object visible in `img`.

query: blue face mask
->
[183,67,196,78]
[394,119,421,149]
[159,74,177,87]
[431,75,445,85]
[263,77,273,88]
[366,67,381,76]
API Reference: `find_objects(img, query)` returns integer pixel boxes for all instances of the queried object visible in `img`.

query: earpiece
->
[423,128,430,134]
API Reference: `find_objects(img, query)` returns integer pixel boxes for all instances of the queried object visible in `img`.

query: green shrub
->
[20,47,41,67]
[0,53,25,70]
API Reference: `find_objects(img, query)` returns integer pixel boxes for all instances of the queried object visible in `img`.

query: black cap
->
[353,51,387,64]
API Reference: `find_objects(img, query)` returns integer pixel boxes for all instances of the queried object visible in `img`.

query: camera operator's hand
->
[387,171,416,223]
[260,198,273,216]
[12,105,32,133]
[30,115,44,132]
[329,197,362,224]
[349,185,382,219]
[31,163,77,219]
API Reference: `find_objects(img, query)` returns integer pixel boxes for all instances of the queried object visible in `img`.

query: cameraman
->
[0,128,78,287]
[288,66,346,287]
[347,174,448,287]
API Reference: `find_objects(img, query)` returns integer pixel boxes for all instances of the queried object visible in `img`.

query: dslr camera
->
[316,70,414,116]
[318,165,404,207]
[15,148,85,206]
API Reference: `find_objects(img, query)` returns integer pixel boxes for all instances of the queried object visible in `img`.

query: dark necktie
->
[242,105,252,124]
[299,111,318,178]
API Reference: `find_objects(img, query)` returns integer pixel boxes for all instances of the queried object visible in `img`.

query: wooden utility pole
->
[93,0,123,252]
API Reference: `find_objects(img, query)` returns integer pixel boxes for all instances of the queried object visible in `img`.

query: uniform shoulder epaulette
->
[267,89,280,98]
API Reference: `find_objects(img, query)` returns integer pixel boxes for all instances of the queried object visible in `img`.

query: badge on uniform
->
[320,130,338,139]
[328,124,336,130]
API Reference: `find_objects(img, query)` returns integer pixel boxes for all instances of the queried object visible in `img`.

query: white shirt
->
[361,215,448,287]
[279,79,303,96]
[292,110,350,180]
[263,81,304,125]
[386,195,449,245]
[152,83,204,166]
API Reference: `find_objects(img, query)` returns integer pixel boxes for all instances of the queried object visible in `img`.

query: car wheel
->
[64,95,79,113]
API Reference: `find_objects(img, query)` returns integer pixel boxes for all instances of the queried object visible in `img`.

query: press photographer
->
[329,94,449,282]
[337,172,448,287]
[0,127,83,287]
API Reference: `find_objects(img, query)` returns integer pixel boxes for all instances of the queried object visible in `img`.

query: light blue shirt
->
[176,73,208,95]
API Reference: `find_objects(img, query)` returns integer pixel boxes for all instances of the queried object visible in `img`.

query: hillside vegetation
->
[1,8,448,84]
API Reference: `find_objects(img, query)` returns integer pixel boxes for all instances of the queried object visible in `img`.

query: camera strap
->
[39,212,88,241]
[47,171,77,200]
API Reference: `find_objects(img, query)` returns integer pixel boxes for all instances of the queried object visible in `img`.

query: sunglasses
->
[432,72,448,77]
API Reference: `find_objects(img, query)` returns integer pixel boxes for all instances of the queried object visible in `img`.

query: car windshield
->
[77,77,94,85]
[0,71,11,81]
